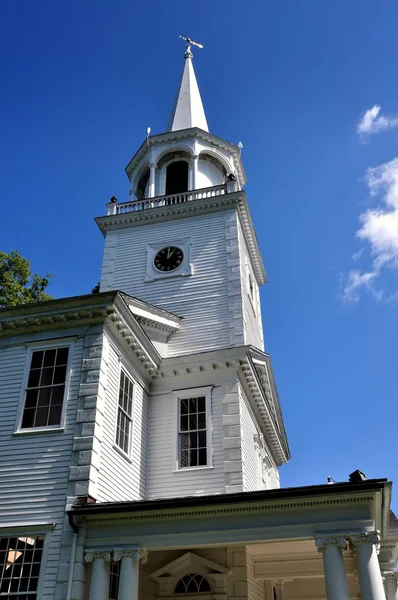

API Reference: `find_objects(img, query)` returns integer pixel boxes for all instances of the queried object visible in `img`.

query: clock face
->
[154,246,184,273]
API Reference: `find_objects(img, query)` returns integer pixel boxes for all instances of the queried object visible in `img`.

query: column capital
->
[349,531,381,553]
[149,162,157,169]
[315,534,347,552]
[84,550,112,563]
[113,548,148,564]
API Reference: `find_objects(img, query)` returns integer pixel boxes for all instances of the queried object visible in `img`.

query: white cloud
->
[342,158,398,303]
[356,104,398,137]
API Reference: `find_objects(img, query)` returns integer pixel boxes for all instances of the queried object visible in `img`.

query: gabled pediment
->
[150,551,231,597]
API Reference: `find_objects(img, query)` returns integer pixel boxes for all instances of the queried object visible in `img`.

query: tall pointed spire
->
[167,38,209,133]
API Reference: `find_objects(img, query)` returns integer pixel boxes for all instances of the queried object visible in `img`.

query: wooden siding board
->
[101,212,239,356]
[146,384,226,499]
[0,336,84,599]
[237,219,264,350]
[96,334,148,502]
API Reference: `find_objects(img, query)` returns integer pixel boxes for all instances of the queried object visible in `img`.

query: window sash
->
[0,536,44,598]
[178,395,208,468]
[115,369,134,455]
[21,347,69,430]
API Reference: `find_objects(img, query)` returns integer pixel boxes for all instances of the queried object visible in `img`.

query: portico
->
[71,478,393,600]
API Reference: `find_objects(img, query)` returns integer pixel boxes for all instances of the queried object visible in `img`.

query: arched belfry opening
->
[166,160,189,195]
[136,167,150,200]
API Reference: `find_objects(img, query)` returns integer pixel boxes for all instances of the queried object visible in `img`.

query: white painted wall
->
[239,384,278,491]
[237,218,264,350]
[0,333,84,600]
[96,332,148,502]
[146,384,226,499]
[100,210,245,356]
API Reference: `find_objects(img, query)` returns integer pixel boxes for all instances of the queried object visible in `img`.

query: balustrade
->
[106,184,229,215]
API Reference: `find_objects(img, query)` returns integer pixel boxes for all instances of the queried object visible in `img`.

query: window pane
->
[53,365,66,385]
[198,448,207,465]
[40,367,53,387]
[190,449,198,466]
[43,349,56,367]
[189,397,197,413]
[197,396,206,412]
[27,369,41,388]
[180,399,189,414]
[37,388,51,407]
[56,347,69,365]
[51,385,64,405]
[197,413,206,429]
[21,409,35,429]
[48,404,62,426]
[198,431,207,448]
[180,415,188,431]
[30,351,43,369]
[189,414,197,430]
[34,406,49,427]
[24,389,38,409]
[180,432,189,451]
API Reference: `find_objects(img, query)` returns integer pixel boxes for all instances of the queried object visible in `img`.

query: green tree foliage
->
[0,250,53,308]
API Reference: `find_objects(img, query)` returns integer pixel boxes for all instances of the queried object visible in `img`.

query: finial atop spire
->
[167,36,209,132]
[179,35,204,59]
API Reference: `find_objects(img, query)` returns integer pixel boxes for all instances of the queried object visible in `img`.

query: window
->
[115,369,134,455]
[21,347,69,429]
[174,574,211,594]
[179,396,208,468]
[108,560,120,600]
[0,535,44,598]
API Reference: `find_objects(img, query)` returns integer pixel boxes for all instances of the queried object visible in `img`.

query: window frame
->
[113,364,135,459]
[15,339,74,434]
[0,527,51,599]
[173,386,213,472]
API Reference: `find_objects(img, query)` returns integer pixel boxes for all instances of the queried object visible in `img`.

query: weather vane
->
[179,35,204,58]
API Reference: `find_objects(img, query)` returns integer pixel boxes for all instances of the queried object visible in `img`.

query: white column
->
[85,551,111,600]
[350,532,386,600]
[148,162,156,198]
[383,572,398,600]
[315,535,350,600]
[114,548,148,600]
[192,155,199,190]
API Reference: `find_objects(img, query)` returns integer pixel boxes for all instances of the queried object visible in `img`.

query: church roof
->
[167,51,208,132]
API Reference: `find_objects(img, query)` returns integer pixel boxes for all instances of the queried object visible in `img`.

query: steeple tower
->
[167,37,209,132]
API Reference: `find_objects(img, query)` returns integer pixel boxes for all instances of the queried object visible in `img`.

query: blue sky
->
[1,1,397,508]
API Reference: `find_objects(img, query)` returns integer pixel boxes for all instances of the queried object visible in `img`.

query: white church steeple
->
[167,37,209,133]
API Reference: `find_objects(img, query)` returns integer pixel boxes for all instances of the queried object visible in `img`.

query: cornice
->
[96,191,266,285]
[0,292,160,379]
[80,493,377,526]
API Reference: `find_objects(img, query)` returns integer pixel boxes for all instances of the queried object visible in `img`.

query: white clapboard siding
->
[239,385,262,492]
[237,219,264,350]
[96,335,148,501]
[101,211,238,356]
[0,336,84,600]
[146,385,226,499]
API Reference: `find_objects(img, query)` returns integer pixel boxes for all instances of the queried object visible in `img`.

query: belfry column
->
[191,155,199,190]
[383,572,398,600]
[114,549,148,600]
[350,532,386,600]
[315,535,350,600]
[148,162,156,198]
[85,551,111,600]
